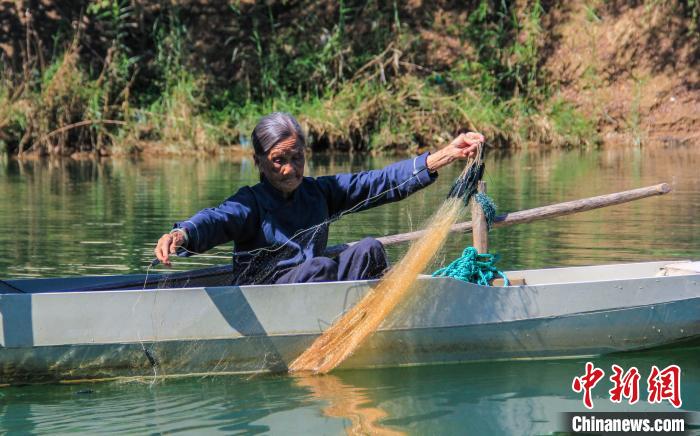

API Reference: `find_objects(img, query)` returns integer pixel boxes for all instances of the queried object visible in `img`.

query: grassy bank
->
[0,1,611,156]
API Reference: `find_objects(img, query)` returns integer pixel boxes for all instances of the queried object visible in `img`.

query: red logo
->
[572,362,606,409]
[609,364,640,404]
[647,365,682,408]
[572,363,682,409]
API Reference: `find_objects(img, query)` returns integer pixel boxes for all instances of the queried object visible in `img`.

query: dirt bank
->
[1,1,697,155]
[543,1,699,147]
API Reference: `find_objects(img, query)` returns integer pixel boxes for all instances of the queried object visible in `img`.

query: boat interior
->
[1,260,697,294]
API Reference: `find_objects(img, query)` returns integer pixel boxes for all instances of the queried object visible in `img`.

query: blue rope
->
[474,192,497,230]
[432,247,508,286]
[432,192,507,286]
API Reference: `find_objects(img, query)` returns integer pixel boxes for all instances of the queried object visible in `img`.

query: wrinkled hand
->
[426,132,485,173]
[449,132,484,159]
[154,231,186,266]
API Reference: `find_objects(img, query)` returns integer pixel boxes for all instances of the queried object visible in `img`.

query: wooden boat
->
[1,259,699,385]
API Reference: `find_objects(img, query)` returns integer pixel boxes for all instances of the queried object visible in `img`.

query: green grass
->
[0,0,604,155]
[548,98,599,147]
[627,77,648,147]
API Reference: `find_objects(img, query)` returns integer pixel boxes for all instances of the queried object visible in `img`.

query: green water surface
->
[1,146,699,434]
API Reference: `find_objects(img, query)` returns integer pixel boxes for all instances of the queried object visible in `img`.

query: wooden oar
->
[71,183,669,294]
[325,182,671,256]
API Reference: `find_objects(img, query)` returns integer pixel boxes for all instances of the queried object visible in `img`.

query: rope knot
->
[432,246,508,286]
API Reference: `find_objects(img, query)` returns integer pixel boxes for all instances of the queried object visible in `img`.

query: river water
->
[1,146,699,434]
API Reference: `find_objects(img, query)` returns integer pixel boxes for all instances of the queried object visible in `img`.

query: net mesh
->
[122,148,483,382]
[289,197,464,373]
[289,146,484,373]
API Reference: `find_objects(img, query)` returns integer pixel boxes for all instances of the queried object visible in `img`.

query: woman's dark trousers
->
[275,237,388,284]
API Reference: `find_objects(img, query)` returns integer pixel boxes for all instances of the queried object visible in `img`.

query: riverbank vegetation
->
[0,1,697,157]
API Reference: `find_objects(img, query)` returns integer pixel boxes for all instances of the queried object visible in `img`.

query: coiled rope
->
[432,190,507,286]
[432,247,508,286]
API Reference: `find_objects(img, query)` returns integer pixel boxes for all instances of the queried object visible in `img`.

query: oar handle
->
[151,183,671,264]
[326,182,671,255]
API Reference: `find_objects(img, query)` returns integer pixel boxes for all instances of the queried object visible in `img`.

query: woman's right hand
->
[154,230,186,266]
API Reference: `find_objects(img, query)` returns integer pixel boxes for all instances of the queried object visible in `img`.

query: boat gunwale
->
[1,259,697,295]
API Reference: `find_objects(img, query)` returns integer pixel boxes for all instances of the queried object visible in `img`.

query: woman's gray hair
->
[252,112,306,155]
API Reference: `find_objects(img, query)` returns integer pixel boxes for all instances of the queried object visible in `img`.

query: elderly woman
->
[155,112,483,285]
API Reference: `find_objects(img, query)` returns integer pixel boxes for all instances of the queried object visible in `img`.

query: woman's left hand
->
[426,132,484,173]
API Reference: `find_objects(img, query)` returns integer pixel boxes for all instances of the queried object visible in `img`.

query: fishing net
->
[0,147,487,385]
[290,145,486,373]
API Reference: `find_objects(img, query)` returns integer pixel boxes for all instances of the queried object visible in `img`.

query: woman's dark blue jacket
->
[174,152,437,284]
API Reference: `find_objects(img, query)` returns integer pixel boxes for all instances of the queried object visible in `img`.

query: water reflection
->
[1,346,697,434]
[1,145,698,279]
[299,347,700,435]
[295,373,405,435]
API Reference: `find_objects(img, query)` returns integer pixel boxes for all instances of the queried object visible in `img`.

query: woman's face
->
[255,136,305,197]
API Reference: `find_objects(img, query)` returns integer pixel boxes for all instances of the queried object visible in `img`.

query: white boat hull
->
[1,261,699,384]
